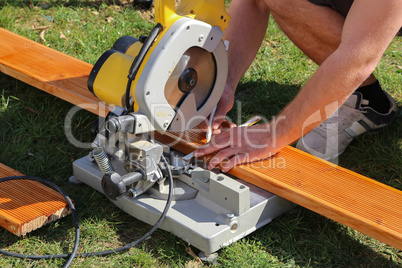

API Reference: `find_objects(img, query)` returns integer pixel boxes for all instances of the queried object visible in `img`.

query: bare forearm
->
[224,0,270,90]
[271,50,370,149]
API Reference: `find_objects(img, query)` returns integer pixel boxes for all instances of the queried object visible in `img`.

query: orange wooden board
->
[0,163,71,236]
[0,28,110,117]
[0,27,401,250]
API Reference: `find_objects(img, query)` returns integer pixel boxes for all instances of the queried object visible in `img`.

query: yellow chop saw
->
[71,0,294,260]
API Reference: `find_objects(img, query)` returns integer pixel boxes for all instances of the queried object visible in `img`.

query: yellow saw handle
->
[154,0,181,29]
[154,0,230,32]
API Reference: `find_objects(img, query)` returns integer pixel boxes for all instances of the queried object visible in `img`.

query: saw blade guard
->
[135,17,228,133]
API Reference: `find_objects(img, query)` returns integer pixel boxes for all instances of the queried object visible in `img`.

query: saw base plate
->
[72,156,294,255]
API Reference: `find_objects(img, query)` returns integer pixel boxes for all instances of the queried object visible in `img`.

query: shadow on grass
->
[228,80,300,125]
[243,207,400,267]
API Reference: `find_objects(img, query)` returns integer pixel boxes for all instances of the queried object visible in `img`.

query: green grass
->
[0,1,401,267]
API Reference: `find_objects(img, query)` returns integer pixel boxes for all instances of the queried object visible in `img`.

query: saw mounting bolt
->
[128,188,138,198]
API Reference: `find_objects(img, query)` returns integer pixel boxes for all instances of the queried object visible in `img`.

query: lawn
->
[0,1,401,267]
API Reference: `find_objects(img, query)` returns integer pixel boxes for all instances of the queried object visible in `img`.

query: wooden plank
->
[0,28,110,116]
[0,163,71,236]
[0,27,401,250]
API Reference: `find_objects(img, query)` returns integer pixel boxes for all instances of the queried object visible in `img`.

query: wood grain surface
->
[0,163,71,236]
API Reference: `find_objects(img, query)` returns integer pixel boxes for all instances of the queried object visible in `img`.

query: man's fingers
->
[196,127,241,157]
[206,148,237,170]
[194,146,216,157]
[211,102,230,130]
[195,114,233,134]
[194,138,230,157]
[208,151,250,171]
[197,119,209,132]
[212,129,222,135]
[221,153,249,172]
[212,118,226,131]
[211,120,236,135]
[221,120,237,129]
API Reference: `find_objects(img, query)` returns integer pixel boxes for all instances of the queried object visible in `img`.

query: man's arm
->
[210,0,270,131]
[196,0,402,172]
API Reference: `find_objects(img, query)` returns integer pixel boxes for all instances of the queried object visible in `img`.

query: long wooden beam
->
[0,27,401,250]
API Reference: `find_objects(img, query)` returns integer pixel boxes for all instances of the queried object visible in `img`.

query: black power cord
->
[124,23,163,114]
[0,155,173,267]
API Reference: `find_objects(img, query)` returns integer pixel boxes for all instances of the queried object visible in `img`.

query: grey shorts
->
[307,0,353,17]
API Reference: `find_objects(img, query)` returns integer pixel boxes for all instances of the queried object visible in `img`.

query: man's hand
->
[194,124,281,172]
[210,84,235,134]
[197,84,236,134]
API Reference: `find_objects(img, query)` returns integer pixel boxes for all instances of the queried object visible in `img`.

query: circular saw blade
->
[164,47,216,110]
